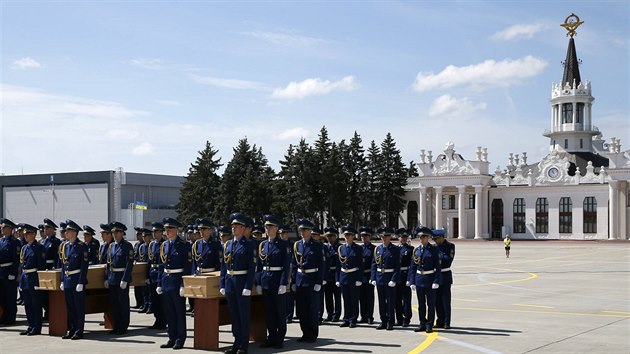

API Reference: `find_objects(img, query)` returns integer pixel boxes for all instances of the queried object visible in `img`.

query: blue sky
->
[1,1,628,176]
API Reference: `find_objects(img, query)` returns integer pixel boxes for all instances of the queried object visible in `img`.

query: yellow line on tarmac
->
[602,310,630,315]
[455,270,537,288]
[513,303,554,309]
[453,297,477,302]
[407,330,439,354]
[455,306,630,318]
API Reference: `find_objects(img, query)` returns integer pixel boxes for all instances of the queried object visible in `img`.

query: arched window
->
[562,103,573,123]
[535,197,548,233]
[513,198,526,233]
[559,197,572,233]
[583,197,597,233]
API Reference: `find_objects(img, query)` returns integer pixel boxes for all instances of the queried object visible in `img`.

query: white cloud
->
[192,75,265,90]
[428,95,487,117]
[271,76,358,100]
[241,30,327,47]
[156,99,180,106]
[276,127,311,141]
[126,58,165,69]
[106,129,140,140]
[413,56,547,92]
[132,142,154,156]
[491,23,546,41]
[11,57,41,69]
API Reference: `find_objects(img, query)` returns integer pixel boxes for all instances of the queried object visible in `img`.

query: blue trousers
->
[435,284,452,326]
[162,289,186,345]
[143,283,152,310]
[22,288,42,333]
[416,286,436,327]
[341,284,359,324]
[225,290,251,350]
[0,278,17,324]
[134,285,145,308]
[324,282,341,320]
[262,289,286,344]
[108,285,130,332]
[395,282,412,323]
[64,287,85,336]
[286,290,295,321]
[149,282,166,326]
[295,286,319,340]
[359,283,375,321]
[376,285,396,326]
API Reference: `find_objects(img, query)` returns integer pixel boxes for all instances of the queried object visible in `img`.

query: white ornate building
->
[400,18,630,240]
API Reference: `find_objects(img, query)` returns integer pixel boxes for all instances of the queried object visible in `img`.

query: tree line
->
[176,126,418,229]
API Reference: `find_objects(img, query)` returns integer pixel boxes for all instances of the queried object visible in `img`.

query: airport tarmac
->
[1,240,628,354]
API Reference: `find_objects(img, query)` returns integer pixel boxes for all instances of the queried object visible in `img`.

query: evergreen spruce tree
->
[379,133,408,226]
[344,131,368,227]
[322,141,348,225]
[312,126,332,226]
[408,160,419,177]
[364,140,383,227]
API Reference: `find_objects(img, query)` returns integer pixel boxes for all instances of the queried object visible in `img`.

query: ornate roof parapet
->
[605,137,630,168]
[416,142,489,177]
[551,80,591,98]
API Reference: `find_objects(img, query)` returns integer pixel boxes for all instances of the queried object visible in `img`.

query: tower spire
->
[561,13,584,87]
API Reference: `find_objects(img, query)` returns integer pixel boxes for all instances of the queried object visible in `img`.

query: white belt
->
[66,269,81,275]
[46,260,55,264]
[441,267,451,272]
[164,268,184,274]
[377,268,394,273]
[0,262,13,267]
[23,268,38,274]
[151,264,159,268]
[400,267,409,271]
[298,268,318,274]
[417,269,435,275]
[262,266,282,271]
[363,269,371,273]
[198,267,216,273]
[110,267,125,272]
[228,270,248,275]
[341,267,358,273]
[329,266,337,270]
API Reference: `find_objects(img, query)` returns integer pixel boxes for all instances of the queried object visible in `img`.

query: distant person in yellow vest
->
[504,234,511,258]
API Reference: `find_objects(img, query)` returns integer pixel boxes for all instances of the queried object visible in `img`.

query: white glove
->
[156,286,163,295]
[120,281,128,290]
[76,284,84,292]
[335,281,340,287]
[8,275,15,281]
[355,281,362,287]
[278,285,286,295]
[219,288,226,296]
[104,280,109,288]
[405,281,410,287]
[370,280,376,286]
[313,284,321,292]
[145,278,150,285]
[179,287,185,297]
[242,288,251,296]
[410,284,416,292]
[60,283,65,291]
[388,281,396,288]
[432,283,439,289]
[322,280,327,285]
[291,284,296,292]
[255,285,262,294]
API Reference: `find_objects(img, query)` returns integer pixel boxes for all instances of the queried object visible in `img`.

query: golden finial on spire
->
[561,13,583,37]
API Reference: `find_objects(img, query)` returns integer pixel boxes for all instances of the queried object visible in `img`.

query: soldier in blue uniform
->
[0,218,20,326]
[310,226,327,324]
[132,227,145,310]
[358,226,375,324]
[220,213,256,354]
[291,219,324,343]
[18,223,46,335]
[370,226,400,331]
[157,218,191,350]
[137,229,152,313]
[41,218,61,321]
[82,226,100,265]
[432,229,454,329]
[395,228,414,327]
[323,227,341,322]
[98,224,113,264]
[279,225,295,324]
[252,224,265,243]
[336,226,363,328]
[105,222,134,335]
[218,225,231,246]
[409,227,441,333]
[60,220,89,340]
[147,222,167,329]
[191,218,221,275]
[257,215,290,349]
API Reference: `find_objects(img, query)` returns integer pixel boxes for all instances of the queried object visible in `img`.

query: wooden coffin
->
[131,262,148,286]
[183,271,221,298]
[38,270,61,290]
[86,264,107,289]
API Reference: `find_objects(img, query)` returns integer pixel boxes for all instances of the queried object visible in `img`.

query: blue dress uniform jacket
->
[87,239,100,265]
[42,235,61,270]
[291,238,325,341]
[408,243,442,329]
[19,242,46,333]
[98,241,111,265]
[0,235,20,324]
[435,240,455,327]
[221,237,256,351]
[159,237,192,346]
[191,238,222,274]
[395,243,414,325]
[324,240,342,321]
[337,242,364,325]
[257,237,290,346]
[371,243,400,327]
[147,239,166,327]
[106,240,135,333]
[437,241,455,285]
[60,239,89,337]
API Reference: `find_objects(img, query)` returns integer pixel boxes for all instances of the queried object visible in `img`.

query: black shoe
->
[386,324,394,331]
[296,337,308,342]
[323,316,332,322]
[160,342,175,348]
[20,330,30,335]
[434,323,444,328]
[172,343,183,350]
[444,324,451,329]
[259,341,274,348]
[71,334,83,340]
[236,350,248,354]
[339,322,349,327]
[332,317,340,322]
[223,349,236,354]
[273,343,284,349]
[414,325,426,332]
[426,326,433,333]
[368,318,374,325]
[349,323,357,328]
[303,338,316,343]
[403,320,410,327]
[62,333,73,339]
[358,318,367,323]
[27,331,41,336]
[376,323,387,330]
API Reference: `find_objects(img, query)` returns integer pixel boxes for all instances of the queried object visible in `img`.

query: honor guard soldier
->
[358,226,375,324]
[40,219,60,321]
[432,229,454,329]
[82,226,100,265]
[395,228,413,327]
[105,222,134,335]
[323,227,341,322]
[148,222,167,329]
[0,218,20,326]
[157,218,191,350]
[310,226,327,324]
[409,227,441,333]
[252,224,265,242]
[137,229,152,313]
[280,224,295,324]
[291,219,325,343]
[370,226,400,331]
[218,225,231,246]
[191,218,221,275]
[18,223,46,335]
[132,227,145,310]
[257,215,290,349]
[98,224,113,264]
[336,226,363,328]
[38,224,45,242]
[220,213,256,354]
[60,220,89,339]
